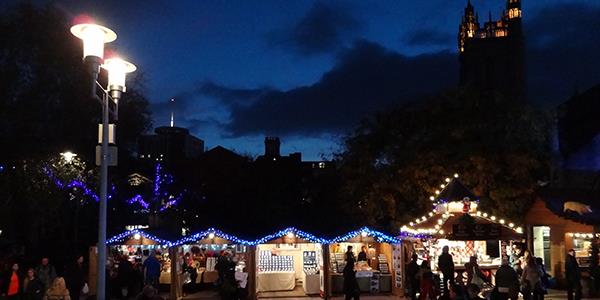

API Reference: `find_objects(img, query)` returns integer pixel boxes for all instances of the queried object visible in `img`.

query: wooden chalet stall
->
[89,229,174,298]
[328,227,404,297]
[525,188,600,292]
[170,228,254,299]
[401,176,524,287]
[253,228,328,299]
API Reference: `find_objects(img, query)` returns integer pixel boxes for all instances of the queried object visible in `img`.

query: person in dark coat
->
[35,258,57,291]
[494,258,519,300]
[357,246,368,262]
[343,250,359,300]
[23,268,44,300]
[64,256,85,300]
[565,249,582,300]
[142,252,161,288]
[406,254,420,300]
[438,246,455,296]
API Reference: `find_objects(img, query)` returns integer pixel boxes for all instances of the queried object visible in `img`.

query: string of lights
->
[329,227,403,244]
[106,229,172,247]
[253,227,329,245]
[172,228,253,246]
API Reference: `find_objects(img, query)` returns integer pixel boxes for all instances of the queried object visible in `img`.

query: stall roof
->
[436,178,477,203]
[253,227,328,245]
[539,187,600,225]
[172,228,253,246]
[401,210,523,241]
[107,229,173,246]
[329,227,402,244]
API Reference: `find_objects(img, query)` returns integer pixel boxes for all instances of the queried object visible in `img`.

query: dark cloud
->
[216,40,457,137]
[403,29,454,47]
[267,2,362,56]
[526,3,600,104]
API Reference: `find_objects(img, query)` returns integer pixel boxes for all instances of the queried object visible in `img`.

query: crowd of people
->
[404,245,583,300]
[0,251,167,300]
[0,256,84,300]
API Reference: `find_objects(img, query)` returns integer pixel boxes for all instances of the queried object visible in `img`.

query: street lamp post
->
[71,23,136,300]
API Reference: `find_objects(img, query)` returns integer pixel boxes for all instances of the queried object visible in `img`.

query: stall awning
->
[436,178,477,203]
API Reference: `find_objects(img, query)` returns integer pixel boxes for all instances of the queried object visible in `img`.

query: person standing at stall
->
[494,258,519,300]
[143,252,161,288]
[438,246,455,296]
[465,256,487,288]
[43,277,71,300]
[35,258,57,291]
[407,254,420,300]
[343,249,359,300]
[23,268,44,300]
[521,256,543,300]
[566,249,582,300]
[357,246,368,262]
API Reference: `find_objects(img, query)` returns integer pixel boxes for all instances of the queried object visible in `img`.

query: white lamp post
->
[71,22,135,300]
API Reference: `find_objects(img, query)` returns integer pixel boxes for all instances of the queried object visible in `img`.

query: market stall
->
[401,175,524,287]
[253,228,328,298]
[87,229,174,298]
[171,228,253,297]
[328,227,404,296]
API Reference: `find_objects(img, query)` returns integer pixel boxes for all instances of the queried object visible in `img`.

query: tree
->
[336,88,551,231]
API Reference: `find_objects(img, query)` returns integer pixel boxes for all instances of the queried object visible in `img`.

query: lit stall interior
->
[172,228,252,298]
[102,230,173,290]
[401,175,524,286]
[254,228,327,298]
[328,227,404,296]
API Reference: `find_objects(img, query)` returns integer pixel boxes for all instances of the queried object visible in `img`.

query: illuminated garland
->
[172,228,253,246]
[127,194,150,210]
[253,227,329,245]
[106,229,172,246]
[330,227,402,244]
[43,166,101,203]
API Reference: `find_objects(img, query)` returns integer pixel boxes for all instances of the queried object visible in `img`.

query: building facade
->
[458,0,525,100]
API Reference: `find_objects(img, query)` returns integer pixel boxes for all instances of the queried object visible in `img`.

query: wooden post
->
[169,247,182,300]
[88,246,98,297]
[247,245,257,300]
[321,244,330,299]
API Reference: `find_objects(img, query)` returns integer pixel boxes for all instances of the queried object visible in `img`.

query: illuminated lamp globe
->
[286,231,295,238]
[102,58,136,100]
[208,232,215,239]
[70,23,116,60]
[361,231,368,238]
[133,233,141,240]
[60,151,77,163]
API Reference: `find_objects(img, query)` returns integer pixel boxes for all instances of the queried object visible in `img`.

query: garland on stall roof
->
[329,227,403,244]
[106,229,172,247]
[172,228,253,246]
[253,227,329,245]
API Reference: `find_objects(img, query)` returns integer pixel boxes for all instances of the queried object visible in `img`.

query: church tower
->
[458,0,525,101]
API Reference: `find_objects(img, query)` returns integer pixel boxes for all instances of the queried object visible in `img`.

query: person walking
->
[64,256,85,300]
[438,246,455,296]
[418,261,436,300]
[142,252,161,288]
[494,258,519,300]
[406,254,420,300]
[343,250,359,300]
[23,268,44,300]
[565,249,582,300]
[1,263,22,300]
[43,278,70,300]
[35,258,57,291]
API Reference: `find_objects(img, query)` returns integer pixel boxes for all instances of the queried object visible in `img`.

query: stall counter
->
[257,271,296,292]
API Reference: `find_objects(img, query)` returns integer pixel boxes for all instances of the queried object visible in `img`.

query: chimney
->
[264,137,281,157]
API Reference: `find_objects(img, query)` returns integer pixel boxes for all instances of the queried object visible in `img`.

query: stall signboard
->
[451,224,500,240]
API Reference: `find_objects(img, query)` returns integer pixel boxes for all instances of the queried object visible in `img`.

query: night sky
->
[12,0,600,159]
